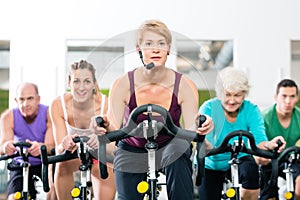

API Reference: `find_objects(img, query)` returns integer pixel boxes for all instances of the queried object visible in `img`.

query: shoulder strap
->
[173,71,182,95]
[128,69,136,95]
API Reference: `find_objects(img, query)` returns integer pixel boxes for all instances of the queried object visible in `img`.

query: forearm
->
[258,141,270,150]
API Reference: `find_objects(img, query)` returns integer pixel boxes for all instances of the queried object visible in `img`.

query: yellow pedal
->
[226,188,236,198]
[137,181,149,194]
[284,191,293,200]
[71,187,81,197]
[14,191,22,200]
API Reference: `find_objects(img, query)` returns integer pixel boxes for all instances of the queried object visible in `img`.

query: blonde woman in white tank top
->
[50,60,116,200]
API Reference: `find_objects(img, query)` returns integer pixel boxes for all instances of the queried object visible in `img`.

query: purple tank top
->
[123,69,182,148]
[13,104,48,166]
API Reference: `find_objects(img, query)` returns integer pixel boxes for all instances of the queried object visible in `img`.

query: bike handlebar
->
[98,104,206,179]
[0,142,32,161]
[277,146,300,163]
[40,136,90,192]
[206,130,277,159]
[267,145,300,189]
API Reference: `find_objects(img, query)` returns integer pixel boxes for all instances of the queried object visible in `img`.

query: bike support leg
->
[284,167,295,198]
[81,171,87,200]
[231,163,240,199]
[22,163,30,200]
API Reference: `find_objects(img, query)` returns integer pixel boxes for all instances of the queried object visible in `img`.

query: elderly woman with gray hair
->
[196,67,286,200]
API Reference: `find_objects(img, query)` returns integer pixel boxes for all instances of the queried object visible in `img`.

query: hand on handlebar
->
[255,136,286,165]
[2,140,16,156]
[62,134,78,153]
[265,136,286,153]
[90,115,109,136]
[195,113,214,135]
[87,134,98,150]
[26,139,42,157]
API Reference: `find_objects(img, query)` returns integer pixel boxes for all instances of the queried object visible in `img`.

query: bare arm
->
[178,75,199,130]
[0,109,16,155]
[43,110,55,154]
[178,75,213,135]
[106,74,130,131]
[49,96,72,154]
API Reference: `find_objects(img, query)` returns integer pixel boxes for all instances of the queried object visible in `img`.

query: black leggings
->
[198,156,260,200]
[114,138,194,200]
[7,160,42,199]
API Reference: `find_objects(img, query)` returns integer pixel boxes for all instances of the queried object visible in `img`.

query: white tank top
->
[60,93,106,158]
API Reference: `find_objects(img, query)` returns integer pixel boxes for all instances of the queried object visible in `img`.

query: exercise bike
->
[40,136,93,200]
[97,104,206,200]
[269,146,300,200]
[0,142,38,200]
[202,130,279,200]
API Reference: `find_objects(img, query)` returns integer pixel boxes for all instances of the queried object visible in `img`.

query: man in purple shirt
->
[0,82,55,200]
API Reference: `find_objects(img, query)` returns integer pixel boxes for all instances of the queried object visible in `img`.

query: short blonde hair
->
[215,66,250,99]
[136,19,172,47]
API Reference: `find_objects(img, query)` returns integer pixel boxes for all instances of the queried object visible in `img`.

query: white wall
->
[0,0,300,108]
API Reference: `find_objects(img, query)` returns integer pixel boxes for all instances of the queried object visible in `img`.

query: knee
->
[55,161,76,175]
[295,176,300,193]
[8,194,15,200]
[241,188,259,199]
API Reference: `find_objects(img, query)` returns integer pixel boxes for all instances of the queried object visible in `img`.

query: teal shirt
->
[263,104,300,148]
[199,98,268,171]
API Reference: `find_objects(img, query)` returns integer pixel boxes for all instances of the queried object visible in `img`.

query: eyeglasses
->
[141,41,168,50]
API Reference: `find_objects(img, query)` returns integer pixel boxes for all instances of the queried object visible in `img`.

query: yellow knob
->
[226,188,236,198]
[14,192,22,200]
[284,191,293,200]
[71,187,81,197]
[137,181,149,194]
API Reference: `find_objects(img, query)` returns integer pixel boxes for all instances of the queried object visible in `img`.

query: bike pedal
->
[14,191,22,200]
[71,187,81,198]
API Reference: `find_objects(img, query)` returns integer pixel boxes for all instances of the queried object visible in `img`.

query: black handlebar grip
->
[98,136,108,179]
[96,116,105,127]
[273,139,284,158]
[40,145,50,192]
[96,118,109,179]
[276,140,283,150]
[268,139,284,188]
[198,115,207,128]
[14,142,32,148]
[195,114,207,186]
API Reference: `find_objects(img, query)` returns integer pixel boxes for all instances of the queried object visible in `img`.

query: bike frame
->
[204,131,278,200]
[275,146,300,200]
[40,136,93,200]
[97,104,206,200]
[0,142,34,200]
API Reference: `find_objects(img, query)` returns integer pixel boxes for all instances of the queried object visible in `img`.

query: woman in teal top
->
[197,67,285,200]
[201,98,268,171]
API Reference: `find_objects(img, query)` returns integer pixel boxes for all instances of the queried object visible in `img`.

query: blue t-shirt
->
[199,98,268,171]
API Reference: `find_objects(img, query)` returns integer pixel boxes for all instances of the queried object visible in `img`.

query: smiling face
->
[69,68,95,103]
[221,90,245,114]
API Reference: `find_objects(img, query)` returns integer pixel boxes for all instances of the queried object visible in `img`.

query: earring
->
[167,51,170,55]
[93,88,96,94]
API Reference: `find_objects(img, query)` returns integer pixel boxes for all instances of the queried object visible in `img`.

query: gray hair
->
[215,66,250,99]
[16,82,39,97]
